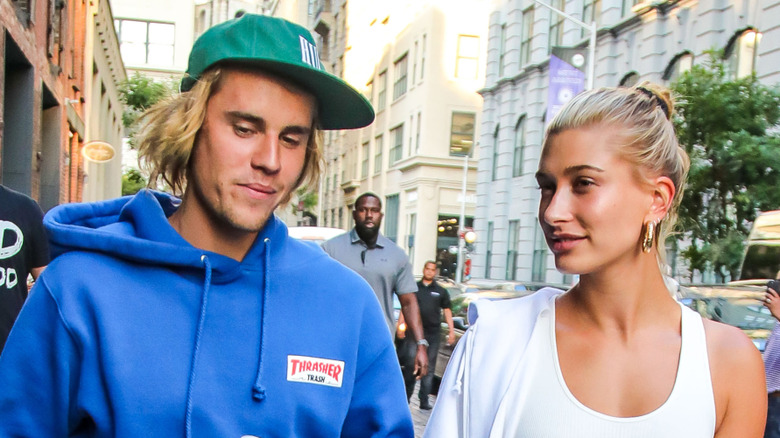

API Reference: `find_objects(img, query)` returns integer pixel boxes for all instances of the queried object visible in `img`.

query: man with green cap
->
[0,14,414,437]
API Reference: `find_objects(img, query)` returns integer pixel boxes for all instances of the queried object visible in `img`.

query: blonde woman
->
[425,83,766,437]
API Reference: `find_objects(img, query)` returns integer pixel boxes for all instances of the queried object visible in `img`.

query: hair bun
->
[635,82,674,120]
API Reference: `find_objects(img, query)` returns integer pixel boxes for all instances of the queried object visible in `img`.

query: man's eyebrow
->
[226,111,311,135]
[226,111,264,126]
[281,125,312,136]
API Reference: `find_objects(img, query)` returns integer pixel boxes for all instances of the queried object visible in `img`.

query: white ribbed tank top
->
[489,297,716,438]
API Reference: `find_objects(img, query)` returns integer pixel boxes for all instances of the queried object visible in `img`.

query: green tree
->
[118,72,176,141]
[121,168,148,196]
[117,73,176,195]
[291,188,319,222]
[671,53,780,280]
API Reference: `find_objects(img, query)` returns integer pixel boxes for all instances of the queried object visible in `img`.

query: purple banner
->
[546,47,587,124]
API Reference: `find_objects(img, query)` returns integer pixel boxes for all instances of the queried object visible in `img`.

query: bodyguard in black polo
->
[399,260,455,409]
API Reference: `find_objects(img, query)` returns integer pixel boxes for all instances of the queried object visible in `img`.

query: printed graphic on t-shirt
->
[0,220,24,289]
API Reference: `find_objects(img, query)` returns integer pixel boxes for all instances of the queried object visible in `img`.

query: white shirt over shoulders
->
[424,288,716,438]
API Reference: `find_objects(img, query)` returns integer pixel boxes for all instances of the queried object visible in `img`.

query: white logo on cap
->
[299,36,322,70]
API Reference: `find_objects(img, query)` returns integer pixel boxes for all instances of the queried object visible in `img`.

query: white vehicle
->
[287,226,346,246]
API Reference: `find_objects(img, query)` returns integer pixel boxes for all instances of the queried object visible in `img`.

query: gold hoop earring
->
[642,221,656,253]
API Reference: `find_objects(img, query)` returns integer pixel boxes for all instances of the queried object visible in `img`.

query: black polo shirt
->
[416,280,451,330]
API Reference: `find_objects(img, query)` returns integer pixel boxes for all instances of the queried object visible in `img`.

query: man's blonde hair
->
[135,66,322,204]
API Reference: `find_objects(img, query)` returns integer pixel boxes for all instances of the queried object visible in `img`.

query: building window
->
[520,8,534,66]
[390,124,404,165]
[420,34,426,82]
[491,124,500,181]
[619,71,640,87]
[412,41,418,84]
[361,141,369,178]
[663,52,694,82]
[456,35,480,79]
[532,221,547,282]
[548,0,564,53]
[115,18,175,67]
[385,194,400,243]
[365,80,373,104]
[11,0,33,22]
[340,152,346,182]
[622,0,639,17]
[408,115,414,156]
[48,0,66,61]
[498,24,507,77]
[377,70,387,110]
[416,112,422,153]
[407,213,416,265]
[374,135,383,174]
[507,220,520,280]
[393,53,409,100]
[486,221,494,279]
[512,116,526,177]
[450,112,476,156]
[581,0,601,38]
[725,29,761,79]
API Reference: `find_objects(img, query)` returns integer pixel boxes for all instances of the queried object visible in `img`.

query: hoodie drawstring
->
[252,237,271,401]
[185,255,212,438]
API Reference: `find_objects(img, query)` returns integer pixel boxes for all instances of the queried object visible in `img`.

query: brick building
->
[1,0,87,209]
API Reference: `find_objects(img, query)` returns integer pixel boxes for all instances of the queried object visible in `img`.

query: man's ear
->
[646,175,675,223]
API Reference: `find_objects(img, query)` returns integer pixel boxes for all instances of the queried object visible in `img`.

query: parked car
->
[432,282,570,394]
[287,226,345,246]
[678,283,776,352]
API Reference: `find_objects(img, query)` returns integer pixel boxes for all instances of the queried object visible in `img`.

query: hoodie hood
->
[44,189,285,283]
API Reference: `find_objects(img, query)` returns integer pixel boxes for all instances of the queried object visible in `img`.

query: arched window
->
[724,28,761,79]
[512,116,526,177]
[491,124,500,181]
[619,71,640,87]
[663,51,694,82]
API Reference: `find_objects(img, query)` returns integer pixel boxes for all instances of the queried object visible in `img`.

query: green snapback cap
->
[181,14,374,130]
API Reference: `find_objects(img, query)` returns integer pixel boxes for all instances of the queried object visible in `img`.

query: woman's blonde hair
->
[135,66,322,203]
[543,82,690,265]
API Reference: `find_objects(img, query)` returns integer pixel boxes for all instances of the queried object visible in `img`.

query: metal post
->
[455,154,468,284]
[533,0,597,90]
[588,21,596,90]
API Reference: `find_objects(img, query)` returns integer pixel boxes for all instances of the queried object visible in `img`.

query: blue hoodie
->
[0,190,413,437]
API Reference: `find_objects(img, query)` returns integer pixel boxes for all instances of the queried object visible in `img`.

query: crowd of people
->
[0,12,775,438]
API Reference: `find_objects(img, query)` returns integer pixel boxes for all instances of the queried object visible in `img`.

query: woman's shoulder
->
[702,318,767,435]
[702,318,764,376]
[467,287,564,326]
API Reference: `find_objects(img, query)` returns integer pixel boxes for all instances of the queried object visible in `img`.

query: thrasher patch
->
[287,355,344,388]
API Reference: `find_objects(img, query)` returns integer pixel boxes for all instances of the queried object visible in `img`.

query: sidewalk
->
[408,380,436,437]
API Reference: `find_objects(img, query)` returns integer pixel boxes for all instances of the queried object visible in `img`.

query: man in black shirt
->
[0,185,50,352]
[398,260,455,409]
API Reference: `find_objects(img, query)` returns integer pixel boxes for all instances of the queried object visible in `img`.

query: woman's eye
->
[574,178,595,190]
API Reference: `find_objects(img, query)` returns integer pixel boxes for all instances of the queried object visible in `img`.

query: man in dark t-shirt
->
[398,260,455,409]
[0,185,50,352]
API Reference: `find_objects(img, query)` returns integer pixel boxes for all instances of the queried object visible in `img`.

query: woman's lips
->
[548,235,585,253]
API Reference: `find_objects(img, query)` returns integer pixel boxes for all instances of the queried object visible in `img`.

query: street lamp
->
[534,0,597,90]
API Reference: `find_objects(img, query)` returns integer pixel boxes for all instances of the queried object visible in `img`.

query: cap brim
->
[182,58,375,130]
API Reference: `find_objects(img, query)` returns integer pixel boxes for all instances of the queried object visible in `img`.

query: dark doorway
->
[2,34,35,194]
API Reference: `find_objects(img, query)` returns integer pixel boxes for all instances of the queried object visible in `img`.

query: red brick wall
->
[0,0,86,204]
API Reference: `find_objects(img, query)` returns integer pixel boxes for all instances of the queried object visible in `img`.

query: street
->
[409,380,436,437]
